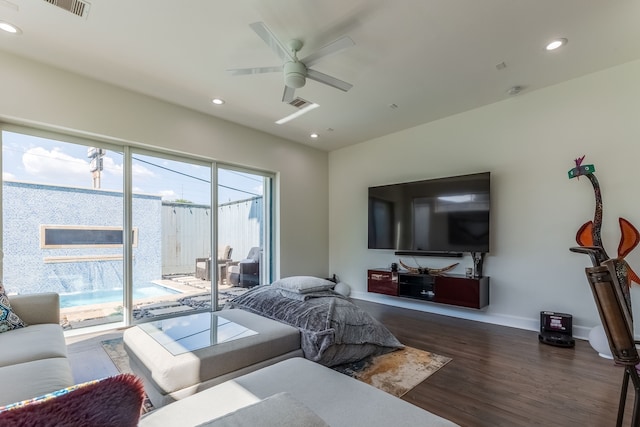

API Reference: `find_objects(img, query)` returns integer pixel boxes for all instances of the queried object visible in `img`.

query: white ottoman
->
[123,309,302,407]
[138,358,460,427]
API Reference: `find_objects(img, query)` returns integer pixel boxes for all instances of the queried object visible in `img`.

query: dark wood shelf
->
[367,268,489,309]
[367,269,399,296]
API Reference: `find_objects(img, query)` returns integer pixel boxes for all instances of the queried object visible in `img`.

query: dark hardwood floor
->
[66,300,625,426]
[355,300,623,427]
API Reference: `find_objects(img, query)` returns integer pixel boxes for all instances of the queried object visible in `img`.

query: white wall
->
[0,50,329,280]
[5,49,639,339]
[329,59,640,338]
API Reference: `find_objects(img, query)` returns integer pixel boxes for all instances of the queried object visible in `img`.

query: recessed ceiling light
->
[310,133,319,139]
[545,38,567,51]
[212,98,225,105]
[506,85,524,96]
[0,21,21,34]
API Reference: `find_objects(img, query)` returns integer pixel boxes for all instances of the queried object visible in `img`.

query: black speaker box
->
[538,311,575,348]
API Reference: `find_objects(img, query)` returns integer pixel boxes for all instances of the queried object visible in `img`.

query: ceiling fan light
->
[284,61,306,88]
[285,75,305,89]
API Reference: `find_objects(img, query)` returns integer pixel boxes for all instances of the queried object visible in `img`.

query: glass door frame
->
[0,124,129,331]
[127,147,215,324]
[212,163,275,310]
[1,123,277,328]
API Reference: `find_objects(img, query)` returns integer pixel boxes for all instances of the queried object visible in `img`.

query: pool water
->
[60,284,180,308]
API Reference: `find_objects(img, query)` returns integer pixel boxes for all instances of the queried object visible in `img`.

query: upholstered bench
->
[138,357,460,427]
[123,309,302,408]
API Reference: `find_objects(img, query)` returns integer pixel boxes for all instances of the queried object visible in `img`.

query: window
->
[1,129,125,329]
[40,225,138,248]
[1,125,275,331]
[217,167,273,308]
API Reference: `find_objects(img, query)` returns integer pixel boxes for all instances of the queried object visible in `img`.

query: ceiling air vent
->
[275,98,319,124]
[43,0,90,18]
[288,97,313,109]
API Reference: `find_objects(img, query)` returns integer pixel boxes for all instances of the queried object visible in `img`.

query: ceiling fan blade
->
[306,69,353,92]
[227,66,282,76]
[302,36,355,67]
[249,21,294,63]
[282,86,296,103]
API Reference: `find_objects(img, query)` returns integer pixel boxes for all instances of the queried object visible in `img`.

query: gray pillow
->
[271,276,335,294]
[196,392,329,427]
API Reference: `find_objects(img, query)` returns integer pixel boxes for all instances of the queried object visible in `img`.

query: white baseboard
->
[351,290,591,341]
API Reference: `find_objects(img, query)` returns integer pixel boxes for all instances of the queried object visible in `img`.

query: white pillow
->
[333,282,351,297]
[271,276,335,294]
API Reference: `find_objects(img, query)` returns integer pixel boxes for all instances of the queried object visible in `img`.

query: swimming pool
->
[60,284,180,308]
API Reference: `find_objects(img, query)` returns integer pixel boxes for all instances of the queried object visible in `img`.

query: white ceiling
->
[1,0,640,151]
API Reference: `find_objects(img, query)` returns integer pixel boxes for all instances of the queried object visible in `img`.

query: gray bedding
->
[223,285,404,366]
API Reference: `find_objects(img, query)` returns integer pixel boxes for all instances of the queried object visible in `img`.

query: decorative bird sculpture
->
[568,155,640,287]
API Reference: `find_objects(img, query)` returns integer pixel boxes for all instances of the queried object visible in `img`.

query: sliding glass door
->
[217,167,272,308]
[1,126,276,330]
[130,151,212,322]
[1,129,125,330]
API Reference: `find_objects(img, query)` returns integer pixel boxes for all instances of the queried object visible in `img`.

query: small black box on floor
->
[538,311,575,347]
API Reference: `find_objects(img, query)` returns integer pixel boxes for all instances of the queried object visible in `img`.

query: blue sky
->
[1,131,263,205]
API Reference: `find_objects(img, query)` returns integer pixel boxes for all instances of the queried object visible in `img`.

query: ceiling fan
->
[228,22,355,103]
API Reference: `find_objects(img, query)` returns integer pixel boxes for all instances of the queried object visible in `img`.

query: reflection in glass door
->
[131,151,212,322]
[1,129,125,331]
[217,167,272,309]
[2,128,275,328]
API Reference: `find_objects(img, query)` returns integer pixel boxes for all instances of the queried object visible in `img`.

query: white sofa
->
[0,293,74,406]
[139,357,459,427]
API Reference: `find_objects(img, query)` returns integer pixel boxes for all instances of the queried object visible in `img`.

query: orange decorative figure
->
[569,156,640,287]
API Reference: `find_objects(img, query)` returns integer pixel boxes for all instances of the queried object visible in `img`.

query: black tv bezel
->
[394,250,465,257]
[367,172,491,256]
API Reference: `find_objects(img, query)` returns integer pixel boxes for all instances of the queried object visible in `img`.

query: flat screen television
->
[368,172,490,255]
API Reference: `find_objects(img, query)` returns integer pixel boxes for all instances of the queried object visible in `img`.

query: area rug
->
[101,338,155,414]
[332,346,452,397]
[101,338,451,403]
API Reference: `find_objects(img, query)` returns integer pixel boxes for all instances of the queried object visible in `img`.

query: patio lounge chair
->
[195,245,233,284]
[228,247,261,288]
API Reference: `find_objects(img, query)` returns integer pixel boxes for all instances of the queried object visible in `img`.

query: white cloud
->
[158,190,178,200]
[102,156,154,180]
[2,172,16,180]
[15,145,201,201]
[132,162,155,179]
[102,156,123,176]
[22,147,88,183]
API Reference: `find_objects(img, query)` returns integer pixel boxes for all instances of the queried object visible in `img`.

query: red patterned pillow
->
[0,373,145,427]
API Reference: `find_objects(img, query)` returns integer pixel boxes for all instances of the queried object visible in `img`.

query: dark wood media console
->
[367,269,489,309]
